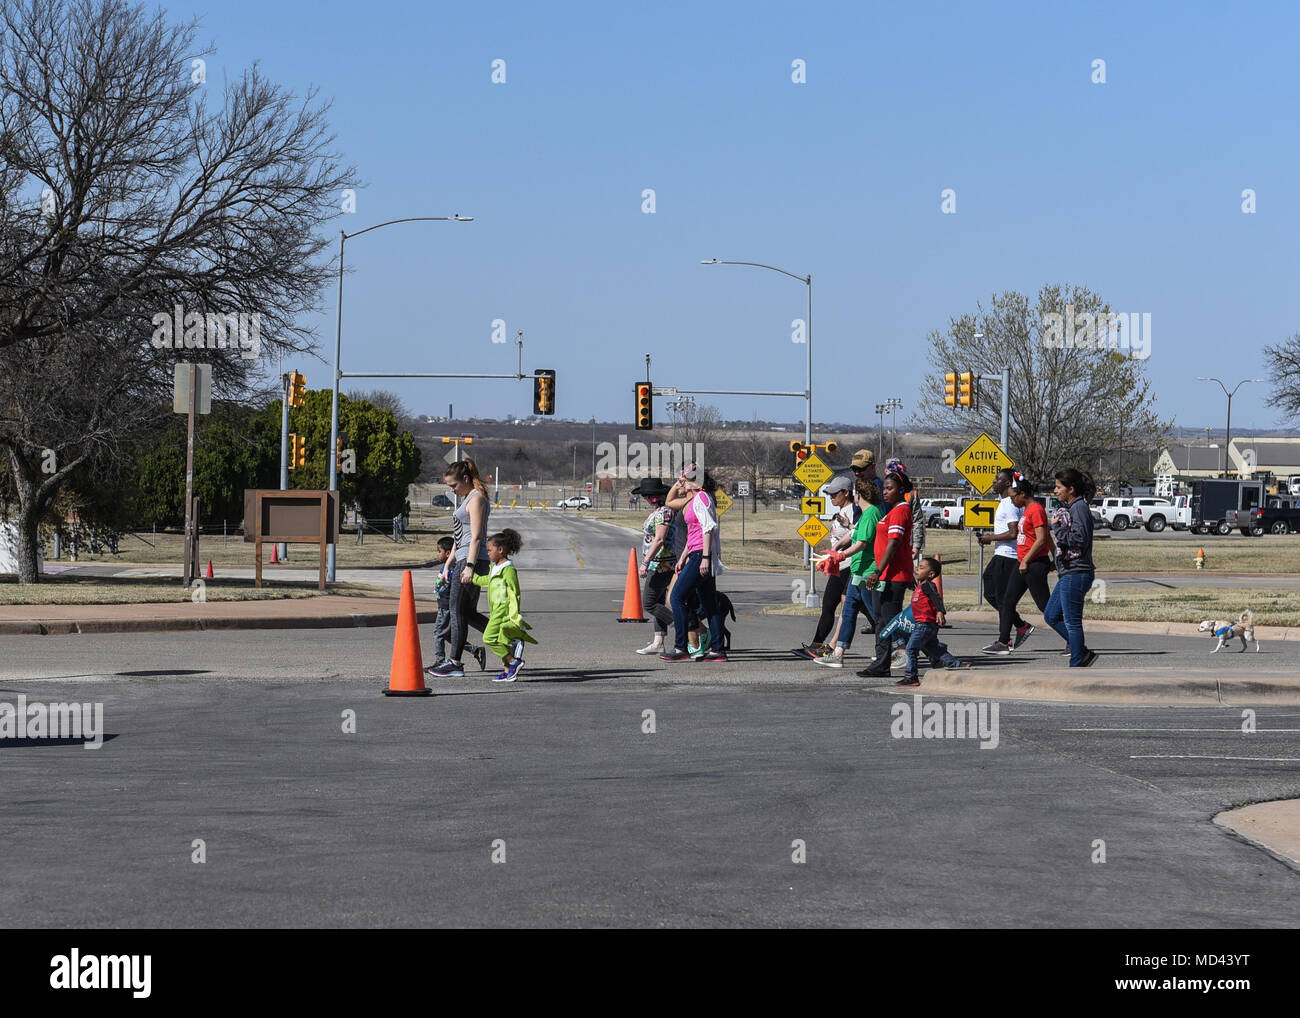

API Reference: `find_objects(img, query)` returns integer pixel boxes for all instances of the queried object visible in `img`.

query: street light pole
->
[1197,377,1265,478]
[328,215,473,581]
[884,397,903,460]
[701,258,816,605]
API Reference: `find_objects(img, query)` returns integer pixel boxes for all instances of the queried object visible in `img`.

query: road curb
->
[946,610,1300,641]
[0,609,437,637]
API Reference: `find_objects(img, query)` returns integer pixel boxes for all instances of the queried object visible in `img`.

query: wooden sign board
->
[243,489,339,589]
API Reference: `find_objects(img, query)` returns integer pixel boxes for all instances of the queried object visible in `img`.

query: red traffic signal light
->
[635,382,653,430]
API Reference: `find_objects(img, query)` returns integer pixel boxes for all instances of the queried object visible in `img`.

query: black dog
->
[688,589,736,652]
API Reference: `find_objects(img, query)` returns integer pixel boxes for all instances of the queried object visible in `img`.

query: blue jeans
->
[835,581,876,649]
[1044,570,1093,666]
[670,551,723,654]
[904,621,960,679]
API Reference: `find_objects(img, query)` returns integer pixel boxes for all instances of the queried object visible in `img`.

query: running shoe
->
[981,641,1012,656]
[636,641,665,655]
[895,676,920,687]
[431,661,464,677]
[1013,624,1035,650]
[690,643,708,661]
[470,645,487,671]
[659,650,690,661]
[698,629,712,654]
[891,648,907,670]
[1078,649,1099,667]
[700,651,728,662]
[505,657,524,679]
[424,660,446,676]
[491,668,515,683]
[813,654,843,669]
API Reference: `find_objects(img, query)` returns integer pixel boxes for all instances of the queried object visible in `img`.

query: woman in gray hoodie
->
[1043,468,1098,667]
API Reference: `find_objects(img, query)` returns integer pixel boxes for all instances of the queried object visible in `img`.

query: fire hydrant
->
[1195,547,1205,570]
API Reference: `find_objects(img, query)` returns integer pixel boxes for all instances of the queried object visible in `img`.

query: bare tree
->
[348,388,412,430]
[670,401,722,464]
[0,0,353,581]
[1264,334,1300,423]
[917,284,1169,485]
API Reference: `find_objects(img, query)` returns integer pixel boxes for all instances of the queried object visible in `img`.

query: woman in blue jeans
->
[1043,468,1098,667]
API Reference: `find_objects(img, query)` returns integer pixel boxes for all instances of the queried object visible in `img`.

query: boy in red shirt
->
[898,556,965,686]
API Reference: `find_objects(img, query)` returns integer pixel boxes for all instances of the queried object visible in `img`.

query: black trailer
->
[1190,479,1264,535]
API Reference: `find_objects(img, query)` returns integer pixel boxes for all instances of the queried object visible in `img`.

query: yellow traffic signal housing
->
[958,371,976,408]
[533,370,556,416]
[824,441,838,455]
[288,371,306,409]
[289,433,306,470]
[944,372,957,407]
[634,382,653,430]
[789,440,808,461]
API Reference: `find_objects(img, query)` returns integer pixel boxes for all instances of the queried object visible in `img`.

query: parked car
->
[556,495,592,510]
[1288,475,1300,498]
[1098,498,1133,530]
[430,494,453,509]
[1128,497,1174,532]
[922,498,958,528]
[1089,498,1104,524]
[938,498,972,528]
[1232,497,1300,535]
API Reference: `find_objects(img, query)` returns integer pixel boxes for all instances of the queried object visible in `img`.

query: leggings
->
[870,580,910,672]
[813,570,848,644]
[448,558,490,662]
[644,569,674,635]
[997,557,1053,645]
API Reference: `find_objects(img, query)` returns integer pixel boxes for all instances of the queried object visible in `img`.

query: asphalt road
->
[3,510,1297,927]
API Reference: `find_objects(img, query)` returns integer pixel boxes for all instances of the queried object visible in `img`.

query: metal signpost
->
[173,363,211,589]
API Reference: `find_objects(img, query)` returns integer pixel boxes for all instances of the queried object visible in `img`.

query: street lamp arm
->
[344,215,474,242]
[701,259,809,284]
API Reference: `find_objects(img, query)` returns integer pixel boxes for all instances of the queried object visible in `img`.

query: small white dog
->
[1197,610,1259,653]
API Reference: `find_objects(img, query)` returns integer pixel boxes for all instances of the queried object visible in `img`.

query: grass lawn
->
[0,575,392,606]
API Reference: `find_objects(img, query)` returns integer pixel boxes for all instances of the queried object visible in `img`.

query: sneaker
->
[636,641,665,655]
[813,654,843,669]
[1077,649,1099,668]
[895,676,920,686]
[1013,624,1035,650]
[981,641,1012,656]
[424,660,446,675]
[659,650,690,661]
[491,669,516,683]
[701,651,728,662]
[505,657,524,679]
[697,629,712,654]
[860,624,876,635]
[470,645,487,671]
[690,643,708,661]
[856,663,889,678]
[891,648,907,669]
[944,660,971,670]
[432,661,464,677]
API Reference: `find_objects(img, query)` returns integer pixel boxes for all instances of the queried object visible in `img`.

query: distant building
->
[1153,439,1300,480]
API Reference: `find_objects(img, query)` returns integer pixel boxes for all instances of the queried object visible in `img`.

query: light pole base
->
[804,593,820,610]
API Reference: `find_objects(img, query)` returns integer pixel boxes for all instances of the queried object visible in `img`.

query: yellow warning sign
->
[962,499,999,529]
[954,433,1013,494]
[793,452,833,492]
[800,496,826,516]
[713,490,733,516]
[797,516,829,547]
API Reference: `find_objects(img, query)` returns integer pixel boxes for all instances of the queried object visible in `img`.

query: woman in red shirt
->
[986,474,1056,655]
[856,470,914,678]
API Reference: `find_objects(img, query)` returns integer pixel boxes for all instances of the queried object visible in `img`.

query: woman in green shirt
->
[814,478,883,669]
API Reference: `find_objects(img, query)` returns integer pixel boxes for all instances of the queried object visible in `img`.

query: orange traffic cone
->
[270,544,279,564]
[383,570,432,696]
[617,548,647,623]
[205,560,213,579]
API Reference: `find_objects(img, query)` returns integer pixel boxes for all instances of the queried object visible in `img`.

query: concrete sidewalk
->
[0,595,437,636]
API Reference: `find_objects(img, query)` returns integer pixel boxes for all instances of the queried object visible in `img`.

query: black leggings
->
[871,580,910,672]
[448,558,490,662]
[998,557,1053,645]
[644,569,673,635]
[813,570,848,644]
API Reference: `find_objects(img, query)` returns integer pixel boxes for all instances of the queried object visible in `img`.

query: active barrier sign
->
[954,433,1013,495]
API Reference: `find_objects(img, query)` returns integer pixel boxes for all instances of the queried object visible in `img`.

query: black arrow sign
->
[971,503,995,526]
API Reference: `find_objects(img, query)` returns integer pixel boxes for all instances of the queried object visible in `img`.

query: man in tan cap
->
[850,449,876,481]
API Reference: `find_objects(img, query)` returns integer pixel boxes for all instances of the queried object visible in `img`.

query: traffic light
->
[336,432,348,473]
[533,370,556,416]
[635,382,653,430]
[790,440,809,461]
[824,441,838,455]
[958,371,976,408]
[289,433,306,470]
[288,371,306,409]
[944,371,957,407]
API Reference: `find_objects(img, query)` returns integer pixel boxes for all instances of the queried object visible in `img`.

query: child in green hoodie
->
[473,528,537,682]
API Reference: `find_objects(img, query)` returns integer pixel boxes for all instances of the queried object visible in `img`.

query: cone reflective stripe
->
[617,548,648,622]
[384,570,432,696]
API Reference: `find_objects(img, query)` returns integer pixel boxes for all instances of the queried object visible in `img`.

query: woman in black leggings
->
[986,474,1055,655]
[428,459,491,677]
[796,476,858,658]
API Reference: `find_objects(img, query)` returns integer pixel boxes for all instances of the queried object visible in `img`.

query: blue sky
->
[164,0,1298,431]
